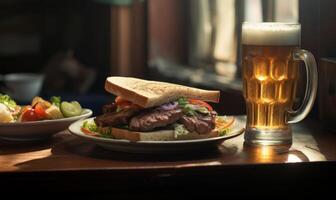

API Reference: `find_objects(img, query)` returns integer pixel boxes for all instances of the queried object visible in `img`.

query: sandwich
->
[81,76,235,141]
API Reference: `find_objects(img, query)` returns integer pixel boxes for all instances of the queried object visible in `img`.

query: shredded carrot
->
[81,127,100,137]
[216,116,235,129]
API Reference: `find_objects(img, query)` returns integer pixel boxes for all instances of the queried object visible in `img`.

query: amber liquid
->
[242,45,299,129]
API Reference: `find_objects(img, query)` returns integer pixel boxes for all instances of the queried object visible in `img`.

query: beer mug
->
[242,22,318,145]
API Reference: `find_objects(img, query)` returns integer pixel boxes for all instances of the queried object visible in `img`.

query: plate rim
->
[68,116,245,145]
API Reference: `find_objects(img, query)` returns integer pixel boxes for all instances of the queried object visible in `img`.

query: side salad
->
[0,93,83,123]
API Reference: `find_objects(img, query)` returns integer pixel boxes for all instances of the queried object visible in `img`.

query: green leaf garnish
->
[50,96,61,107]
[183,104,197,116]
[177,97,210,116]
[174,123,190,139]
[218,128,231,136]
[195,107,209,114]
[177,97,188,106]
[82,120,98,132]
[0,93,17,109]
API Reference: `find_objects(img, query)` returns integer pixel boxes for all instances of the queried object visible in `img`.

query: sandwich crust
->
[105,76,220,108]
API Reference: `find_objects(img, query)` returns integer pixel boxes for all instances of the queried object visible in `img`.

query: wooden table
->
[1,117,336,197]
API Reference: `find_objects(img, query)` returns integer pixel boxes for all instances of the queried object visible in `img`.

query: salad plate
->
[68,116,245,154]
[0,109,92,142]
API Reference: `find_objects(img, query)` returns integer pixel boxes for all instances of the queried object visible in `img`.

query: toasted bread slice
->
[105,76,220,108]
[110,127,220,142]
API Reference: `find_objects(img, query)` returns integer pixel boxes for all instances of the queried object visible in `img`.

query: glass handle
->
[288,49,318,124]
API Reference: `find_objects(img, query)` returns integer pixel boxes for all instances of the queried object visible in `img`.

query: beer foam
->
[242,23,301,46]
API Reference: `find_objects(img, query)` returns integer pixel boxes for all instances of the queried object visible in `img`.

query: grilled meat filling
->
[102,103,117,113]
[179,111,217,134]
[94,107,140,127]
[129,108,183,132]
[94,103,217,134]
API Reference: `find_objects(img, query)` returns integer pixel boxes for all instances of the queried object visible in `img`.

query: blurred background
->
[0,0,335,125]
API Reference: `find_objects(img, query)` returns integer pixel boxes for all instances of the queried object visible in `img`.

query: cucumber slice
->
[60,101,82,117]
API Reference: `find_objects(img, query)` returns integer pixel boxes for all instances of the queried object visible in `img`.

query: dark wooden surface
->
[1,117,336,197]
[2,119,335,173]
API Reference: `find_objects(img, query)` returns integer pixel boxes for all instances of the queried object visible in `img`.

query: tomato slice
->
[188,99,213,111]
[115,96,142,109]
[115,96,129,104]
[115,96,131,108]
[34,103,48,120]
[117,101,133,108]
[21,106,38,122]
[21,103,49,121]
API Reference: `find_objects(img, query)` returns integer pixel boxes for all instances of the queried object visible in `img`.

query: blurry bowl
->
[1,73,44,102]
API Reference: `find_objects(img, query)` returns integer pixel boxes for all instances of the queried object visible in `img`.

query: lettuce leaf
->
[0,93,17,109]
[82,120,98,132]
[174,123,190,139]
[50,96,61,107]
[177,97,188,106]
[82,120,114,138]
[177,97,210,116]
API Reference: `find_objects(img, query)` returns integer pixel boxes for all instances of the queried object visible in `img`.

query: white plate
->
[68,116,245,154]
[0,109,92,142]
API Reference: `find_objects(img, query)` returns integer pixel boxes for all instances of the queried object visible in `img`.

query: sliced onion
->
[159,101,178,110]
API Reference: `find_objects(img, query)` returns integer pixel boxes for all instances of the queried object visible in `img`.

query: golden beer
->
[242,23,318,145]
[242,45,299,129]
